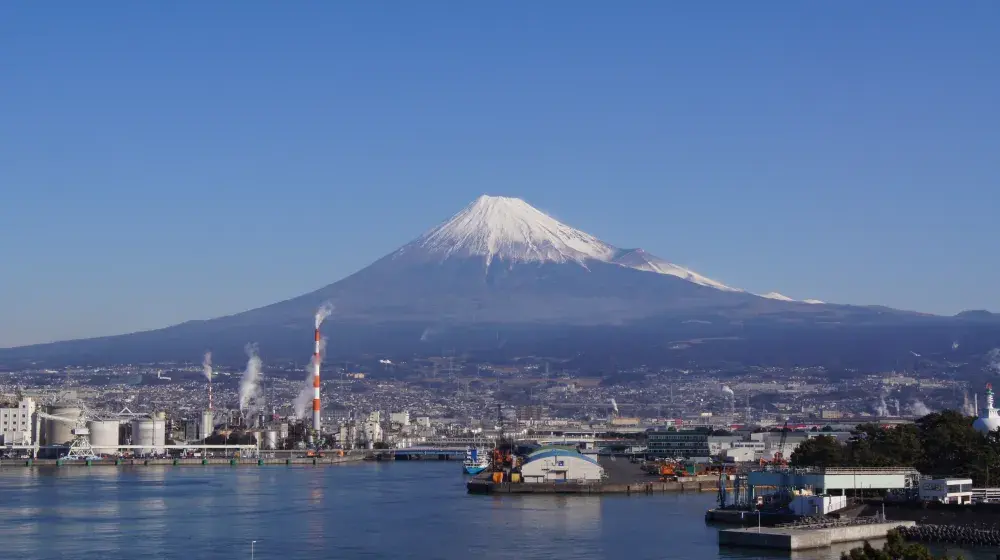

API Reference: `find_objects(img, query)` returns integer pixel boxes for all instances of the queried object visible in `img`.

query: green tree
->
[790,435,845,468]
[841,530,959,560]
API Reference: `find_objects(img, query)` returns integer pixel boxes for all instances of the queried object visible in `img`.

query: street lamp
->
[251,540,257,560]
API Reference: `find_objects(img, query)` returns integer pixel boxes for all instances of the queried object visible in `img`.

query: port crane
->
[36,408,97,460]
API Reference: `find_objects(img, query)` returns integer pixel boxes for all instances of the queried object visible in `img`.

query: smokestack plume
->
[239,344,262,412]
[312,302,334,434]
[203,351,213,411]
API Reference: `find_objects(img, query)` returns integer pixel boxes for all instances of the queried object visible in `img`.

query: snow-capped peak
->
[407,195,616,266]
[611,249,740,292]
[760,292,795,302]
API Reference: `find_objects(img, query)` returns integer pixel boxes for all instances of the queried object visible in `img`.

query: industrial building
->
[519,447,605,483]
[919,478,973,505]
[0,397,36,446]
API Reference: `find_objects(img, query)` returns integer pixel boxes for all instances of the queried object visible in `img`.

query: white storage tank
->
[199,411,214,441]
[87,420,121,453]
[46,406,81,446]
[131,418,166,455]
[263,430,279,450]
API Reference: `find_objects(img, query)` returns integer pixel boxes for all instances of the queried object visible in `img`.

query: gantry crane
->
[36,409,97,460]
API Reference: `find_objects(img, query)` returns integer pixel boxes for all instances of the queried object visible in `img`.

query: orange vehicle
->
[306,450,324,458]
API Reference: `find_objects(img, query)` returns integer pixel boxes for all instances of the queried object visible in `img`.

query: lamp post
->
[251,540,256,560]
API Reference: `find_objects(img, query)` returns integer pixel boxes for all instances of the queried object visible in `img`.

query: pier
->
[718,520,915,551]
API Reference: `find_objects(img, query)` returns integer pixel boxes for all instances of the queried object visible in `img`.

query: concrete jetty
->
[718,521,915,551]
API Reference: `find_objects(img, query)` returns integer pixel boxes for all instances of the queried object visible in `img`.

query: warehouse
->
[519,447,605,483]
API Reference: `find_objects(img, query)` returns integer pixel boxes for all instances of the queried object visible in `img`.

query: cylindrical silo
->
[152,418,166,454]
[199,410,214,441]
[46,407,81,446]
[263,430,279,450]
[131,418,155,455]
[88,420,121,453]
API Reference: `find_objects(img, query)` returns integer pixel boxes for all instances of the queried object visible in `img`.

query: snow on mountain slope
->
[760,292,796,301]
[804,299,825,305]
[394,194,741,294]
[611,248,740,292]
[397,195,617,267]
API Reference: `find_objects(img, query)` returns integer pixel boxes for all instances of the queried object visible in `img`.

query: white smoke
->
[721,385,735,397]
[294,337,327,419]
[952,341,960,351]
[202,352,212,381]
[315,302,334,330]
[875,396,890,417]
[239,343,262,412]
[909,400,932,416]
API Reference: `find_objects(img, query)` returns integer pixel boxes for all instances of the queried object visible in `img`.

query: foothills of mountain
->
[840,531,955,560]
[2,195,999,369]
[791,410,1000,486]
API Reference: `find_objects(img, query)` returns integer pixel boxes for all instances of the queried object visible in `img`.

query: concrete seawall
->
[0,454,367,468]
[468,479,731,495]
[718,521,916,551]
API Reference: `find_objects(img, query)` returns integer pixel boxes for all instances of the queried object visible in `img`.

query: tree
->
[841,530,958,560]
[790,435,845,468]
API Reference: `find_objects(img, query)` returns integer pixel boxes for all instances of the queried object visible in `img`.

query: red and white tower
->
[312,327,322,434]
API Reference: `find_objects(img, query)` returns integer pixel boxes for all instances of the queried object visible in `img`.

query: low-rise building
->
[919,478,973,505]
[519,447,605,483]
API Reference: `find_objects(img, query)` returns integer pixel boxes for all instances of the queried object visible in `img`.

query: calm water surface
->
[0,462,988,559]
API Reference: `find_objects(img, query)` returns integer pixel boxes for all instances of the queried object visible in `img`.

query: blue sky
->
[2,2,998,347]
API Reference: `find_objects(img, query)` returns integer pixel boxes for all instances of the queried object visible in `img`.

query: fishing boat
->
[463,446,490,475]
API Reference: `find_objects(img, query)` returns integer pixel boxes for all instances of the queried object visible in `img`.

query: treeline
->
[790,410,1000,485]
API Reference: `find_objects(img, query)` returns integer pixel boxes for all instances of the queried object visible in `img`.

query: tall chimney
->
[313,327,322,434]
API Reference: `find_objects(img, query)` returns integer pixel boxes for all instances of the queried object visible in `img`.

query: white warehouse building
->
[520,447,605,483]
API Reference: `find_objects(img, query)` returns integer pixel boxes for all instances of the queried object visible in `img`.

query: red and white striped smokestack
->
[313,327,322,434]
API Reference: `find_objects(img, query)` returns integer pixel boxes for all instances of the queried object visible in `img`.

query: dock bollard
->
[115,458,122,466]
[86,460,92,466]
[56,460,63,467]
[230,458,237,466]
[173,459,178,466]
[286,459,291,465]
[258,459,264,466]
[26,459,33,467]
[202,458,208,465]
[312,458,317,466]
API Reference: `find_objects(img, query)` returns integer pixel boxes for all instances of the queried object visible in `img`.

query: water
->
[0,462,987,559]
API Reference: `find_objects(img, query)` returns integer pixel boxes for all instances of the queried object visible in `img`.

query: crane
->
[36,410,98,460]
[772,419,790,466]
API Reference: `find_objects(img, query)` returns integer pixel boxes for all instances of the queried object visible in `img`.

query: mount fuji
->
[4,195,997,368]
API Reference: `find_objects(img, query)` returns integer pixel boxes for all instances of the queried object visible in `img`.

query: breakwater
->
[896,523,1000,547]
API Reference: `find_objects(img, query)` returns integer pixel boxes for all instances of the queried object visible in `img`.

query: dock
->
[467,457,730,495]
[718,520,915,551]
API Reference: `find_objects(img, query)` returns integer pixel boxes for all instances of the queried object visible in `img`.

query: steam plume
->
[315,302,334,329]
[909,400,932,416]
[239,343,262,411]
[721,385,735,397]
[202,352,212,381]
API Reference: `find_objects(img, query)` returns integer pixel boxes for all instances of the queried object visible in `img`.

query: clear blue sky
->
[2,1,998,347]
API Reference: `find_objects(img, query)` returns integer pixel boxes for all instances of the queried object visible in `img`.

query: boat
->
[463,446,490,475]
